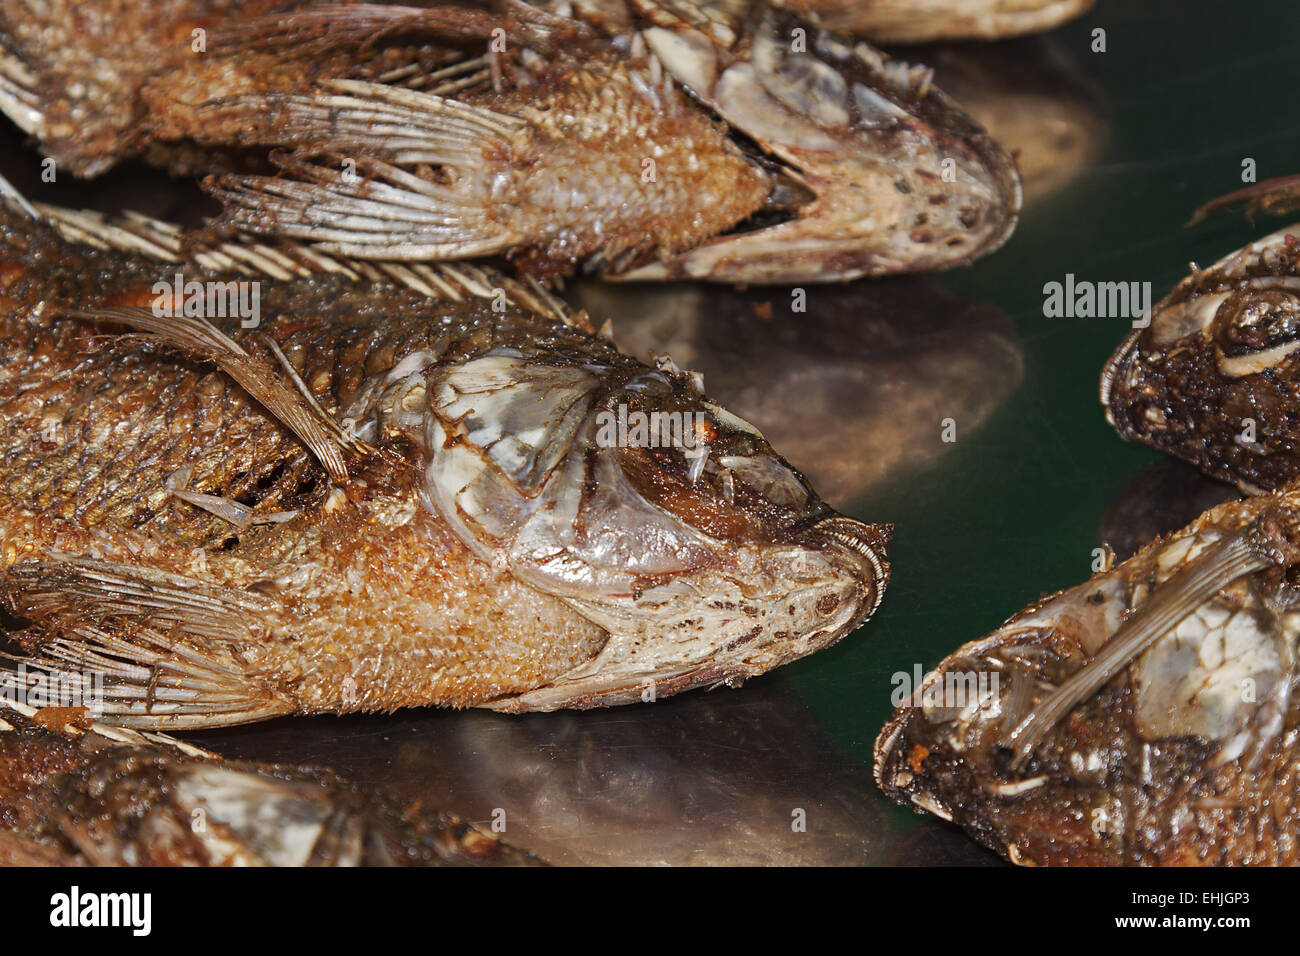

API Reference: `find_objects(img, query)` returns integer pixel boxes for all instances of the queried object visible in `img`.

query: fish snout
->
[873,705,957,825]
[793,514,891,632]
[1099,327,1143,428]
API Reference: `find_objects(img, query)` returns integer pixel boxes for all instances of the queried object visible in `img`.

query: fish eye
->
[717,454,809,509]
[1211,289,1300,356]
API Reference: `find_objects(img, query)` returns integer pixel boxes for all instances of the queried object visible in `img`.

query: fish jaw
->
[485,514,889,711]
[875,490,1300,866]
[621,7,1022,283]
[1102,223,1300,494]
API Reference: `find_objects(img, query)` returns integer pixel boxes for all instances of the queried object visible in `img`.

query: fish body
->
[0,0,1021,282]
[877,192,1300,866]
[0,199,888,728]
[876,482,1300,865]
[0,704,537,865]
[1103,221,1300,495]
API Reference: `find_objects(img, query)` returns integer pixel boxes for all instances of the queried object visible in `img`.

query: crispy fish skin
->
[0,0,1021,283]
[1,0,770,276]
[1103,223,1300,495]
[876,485,1300,866]
[0,708,539,865]
[0,202,888,727]
[771,0,1094,43]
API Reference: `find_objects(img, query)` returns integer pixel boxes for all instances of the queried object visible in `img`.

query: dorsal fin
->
[58,306,371,484]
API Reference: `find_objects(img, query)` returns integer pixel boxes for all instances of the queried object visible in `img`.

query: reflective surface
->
[2,0,1296,864]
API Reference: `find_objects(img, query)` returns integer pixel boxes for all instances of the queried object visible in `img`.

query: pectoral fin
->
[201,82,528,261]
[1001,524,1274,769]
[60,306,372,484]
[1,558,294,729]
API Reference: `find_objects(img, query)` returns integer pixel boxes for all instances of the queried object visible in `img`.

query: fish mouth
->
[796,514,891,623]
[482,513,890,713]
[873,663,946,812]
[873,705,953,821]
[1099,325,1143,427]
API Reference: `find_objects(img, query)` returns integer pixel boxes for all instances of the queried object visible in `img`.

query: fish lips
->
[482,514,890,712]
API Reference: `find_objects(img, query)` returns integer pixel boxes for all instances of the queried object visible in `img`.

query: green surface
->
[795,0,1300,833]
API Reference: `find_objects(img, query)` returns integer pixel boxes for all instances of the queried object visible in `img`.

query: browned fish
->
[0,192,888,730]
[0,702,538,865]
[876,473,1300,866]
[0,0,1021,282]
[1103,218,1300,495]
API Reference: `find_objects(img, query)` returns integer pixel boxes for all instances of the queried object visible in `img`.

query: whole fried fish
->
[1104,218,1300,495]
[0,195,888,729]
[876,480,1300,865]
[0,702,538,865]
[0,0,1021,283]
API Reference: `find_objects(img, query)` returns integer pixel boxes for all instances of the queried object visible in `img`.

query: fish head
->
[875,494,1300,865]
[873,616,1118,865]
[1102,224,1300,493]
[406,342,889,710]
[619,2,1022,283]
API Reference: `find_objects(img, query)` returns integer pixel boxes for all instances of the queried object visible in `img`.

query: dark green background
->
[798,0,1300,853]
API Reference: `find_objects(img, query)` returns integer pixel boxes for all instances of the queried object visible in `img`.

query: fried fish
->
[0,193,888,728]
[0,0,1021,282]
[0,701,538,865]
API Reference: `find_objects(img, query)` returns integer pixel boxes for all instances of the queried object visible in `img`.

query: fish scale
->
[0,0,1022,282]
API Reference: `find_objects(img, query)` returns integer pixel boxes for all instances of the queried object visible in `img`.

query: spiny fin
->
[1,558,295,730]
[207,152,520,260]
[196,79,523,160]
[59,306,371,484]
[201,80,526,261]
[21,198,580,326]
[0,46,44,137]
[629,0,748,48]
[1001,524,1273,770]
[1187,174,1300,227]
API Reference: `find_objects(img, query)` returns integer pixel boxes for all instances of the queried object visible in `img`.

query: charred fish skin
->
[1102,222,1300,495]
[0,707,540,866]
[875,486,1300,866]
[0,199,889,728]
[0,0,1021,283]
